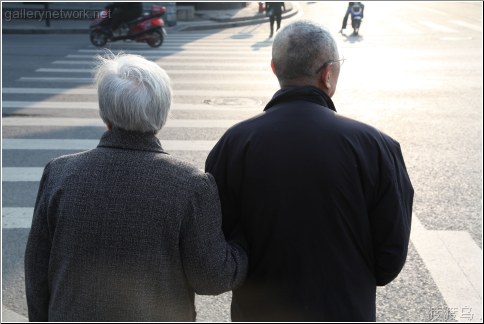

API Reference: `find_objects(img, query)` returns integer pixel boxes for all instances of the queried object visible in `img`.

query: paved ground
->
[2,1,482,322]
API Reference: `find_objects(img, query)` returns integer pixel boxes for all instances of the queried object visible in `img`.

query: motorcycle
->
[350,3,363,36]
[90,5,166,48]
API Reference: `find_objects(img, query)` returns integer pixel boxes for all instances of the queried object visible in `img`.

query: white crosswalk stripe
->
[2,208,34,228]
[448,20,482,32]
[18,76,278,86]
[418,20,458,33]
[36,68,273,75]
[391,22,423,34]
[80,49,272,56]
[66,54,271,61]
[3,139,217,151]
[2,168,43,182]
[3,87,273,96]
[3,117,240,128]
[2,101,262,111]
[52,61,270,69]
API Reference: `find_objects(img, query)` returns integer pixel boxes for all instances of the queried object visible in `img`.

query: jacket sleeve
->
[179,172,248,295]
[24,163,53,322]
[205,135,244,238]
[370,137,414,286]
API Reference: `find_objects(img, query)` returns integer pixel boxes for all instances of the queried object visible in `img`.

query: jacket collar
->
[264,86,337,112]
[97,127,167,154]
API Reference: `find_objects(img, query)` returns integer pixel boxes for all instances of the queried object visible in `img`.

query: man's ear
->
[321,66,332,89]
[271,60,277,76]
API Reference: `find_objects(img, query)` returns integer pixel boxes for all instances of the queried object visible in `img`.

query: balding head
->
[272,21,340,89]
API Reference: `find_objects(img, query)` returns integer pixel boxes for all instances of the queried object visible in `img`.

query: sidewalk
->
[2,2,298,34]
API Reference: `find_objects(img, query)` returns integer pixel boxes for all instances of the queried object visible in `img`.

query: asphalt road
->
[2,1,482,322]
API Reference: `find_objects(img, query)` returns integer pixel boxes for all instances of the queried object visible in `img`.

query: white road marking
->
[2,117,240,128]
[392,22,423,34]
[53,60,269,68]
[2,87,273,97]
[81,49,271,56]
[35,68,272,75]
[419,20,458,33]
[1,305,28,322]
[78,47,272,53]
[66,54,270,61]
[2,139,216,151]
[2,101,264,111]
[17,77,278,86]
[448,20,482,32]
[411,216,482,322]
[2,168,42,182]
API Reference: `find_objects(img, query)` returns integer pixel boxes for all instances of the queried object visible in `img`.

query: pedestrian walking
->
[205,20,413,321]
[265,2,286,38]
[24,53,248,322]
[340,2,365,34]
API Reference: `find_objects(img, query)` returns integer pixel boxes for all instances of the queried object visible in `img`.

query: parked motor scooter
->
[350,2,363,36]
[90,5,166,48]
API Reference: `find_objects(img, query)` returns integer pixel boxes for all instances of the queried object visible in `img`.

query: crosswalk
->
[2,31,278,322]
[2,10,483,321]
[2,31,277,230]
[5,18,481,223]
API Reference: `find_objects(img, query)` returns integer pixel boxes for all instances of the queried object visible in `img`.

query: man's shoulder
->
[223,111,267,136]
[335,114,400,149]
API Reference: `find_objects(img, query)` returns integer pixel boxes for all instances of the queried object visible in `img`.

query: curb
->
[2,6,299,34]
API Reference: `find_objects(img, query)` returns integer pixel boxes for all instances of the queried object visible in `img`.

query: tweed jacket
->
[25,128,248,322]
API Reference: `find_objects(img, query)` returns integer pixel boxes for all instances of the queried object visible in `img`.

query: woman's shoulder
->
[153,154,215,190]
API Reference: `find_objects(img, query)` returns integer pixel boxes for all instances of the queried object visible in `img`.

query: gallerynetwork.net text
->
[3,9,110,22]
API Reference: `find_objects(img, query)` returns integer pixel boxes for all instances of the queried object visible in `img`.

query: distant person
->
[265,2,286,38]
[206,20,413,321]
[340,2,365,33]
[104,2,143,33]
[25,53,248,322]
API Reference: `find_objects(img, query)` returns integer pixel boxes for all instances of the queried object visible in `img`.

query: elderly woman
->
[24,54,248,322]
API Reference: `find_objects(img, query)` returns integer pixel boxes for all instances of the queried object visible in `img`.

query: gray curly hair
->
[95,53,172,134]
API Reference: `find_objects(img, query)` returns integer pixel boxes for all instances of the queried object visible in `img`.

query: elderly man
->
[206,21,413,321]
[25,54,248,322]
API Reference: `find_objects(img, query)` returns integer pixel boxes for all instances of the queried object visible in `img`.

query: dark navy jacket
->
[205,86,413,322]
